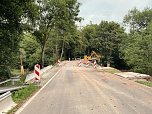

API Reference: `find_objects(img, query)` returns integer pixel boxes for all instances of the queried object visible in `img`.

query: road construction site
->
[12,60,152,114]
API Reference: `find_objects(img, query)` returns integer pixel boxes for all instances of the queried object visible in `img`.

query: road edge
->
[15,68,62,114]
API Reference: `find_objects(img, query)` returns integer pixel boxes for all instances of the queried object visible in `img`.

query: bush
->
[0,66,11,81]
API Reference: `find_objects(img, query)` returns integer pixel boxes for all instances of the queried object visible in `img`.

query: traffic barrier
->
[94,60,97,68]
[0,91,16,113]
[34,64,40,81]
[25,65,53,83]
[0,79,11,85]
[86,60,90,67]
[79,60,82,66]
[0,86,27,94]
[58,59,60,66]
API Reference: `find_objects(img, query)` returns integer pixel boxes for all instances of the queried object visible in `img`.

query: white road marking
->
[15,68,62,114]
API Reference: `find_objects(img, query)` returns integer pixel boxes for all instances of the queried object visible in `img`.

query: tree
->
[0,0,39,80]
[20,34,40,70]
[121,21,152,75]
[123,8,152,32]
[54,0,81,60]
[34,0,81,68]
[82,24,97,55]
[92,21,125,67]
[63,27,84,59]
[122,8,152,74]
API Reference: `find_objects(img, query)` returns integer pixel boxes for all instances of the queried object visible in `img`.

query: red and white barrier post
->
[79,60,82,66]
[58,59,60,66]
[34,64,40,81]
[94,60,97,68]
[86,60,90,67]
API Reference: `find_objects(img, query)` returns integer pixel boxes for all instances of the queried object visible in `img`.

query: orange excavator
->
[84,51,101,62]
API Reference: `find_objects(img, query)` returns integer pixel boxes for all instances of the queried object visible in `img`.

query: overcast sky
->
[77,0,152,26]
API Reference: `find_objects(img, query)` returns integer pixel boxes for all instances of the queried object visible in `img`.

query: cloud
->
[78,0,151,26]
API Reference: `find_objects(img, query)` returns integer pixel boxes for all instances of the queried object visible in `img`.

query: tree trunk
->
[52,48,55,64]
[20,54,24,75]
[107,48,112,67]
[56,45,58,62]
[107,62,110,67]
[41,44,45,68]
[60,41,64,60]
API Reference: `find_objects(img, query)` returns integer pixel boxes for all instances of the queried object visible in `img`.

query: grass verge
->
[102,68,121,74]
[136,81,152,87]
[7,84,39,114]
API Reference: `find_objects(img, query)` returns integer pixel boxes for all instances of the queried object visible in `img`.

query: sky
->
[77,0,152,26]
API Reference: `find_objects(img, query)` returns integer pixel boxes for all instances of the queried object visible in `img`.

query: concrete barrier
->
[0,91,16,113]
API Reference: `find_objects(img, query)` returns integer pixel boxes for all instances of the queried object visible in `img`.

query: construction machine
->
[84,51,101,62]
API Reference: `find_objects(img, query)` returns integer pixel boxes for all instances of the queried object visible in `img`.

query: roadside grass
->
[7,84,39,114]
[136,81,152,87]
[103,68,121,74]
[12,84,39,103]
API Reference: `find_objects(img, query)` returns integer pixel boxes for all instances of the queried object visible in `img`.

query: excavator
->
[84,51,101,62]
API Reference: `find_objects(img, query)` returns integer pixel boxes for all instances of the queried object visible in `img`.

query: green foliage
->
[123,8,152,32]
[11,69,20,76]
[0,0,81,75]
[82,24,97,55]
[122,8,152,75]
[12,84,38,103]
[0,0,39,79]
[0,0,39,65]
[82,21,126,67]
[96,21,125,66]
[20,34,41,70]
[0,66,11,81]
[33,0,81,67]
[1,0,152,78]
[62,27,84,59]
[121,23,152,74]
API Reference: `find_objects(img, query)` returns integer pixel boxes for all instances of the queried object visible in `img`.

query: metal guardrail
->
[0,76,21,88]
[0,79,11,85]
[0,86,27,94]
[0,91,16,113]
[0,91,11,101]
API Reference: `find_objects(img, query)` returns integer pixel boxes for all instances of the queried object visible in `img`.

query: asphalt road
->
[17,61,152,114]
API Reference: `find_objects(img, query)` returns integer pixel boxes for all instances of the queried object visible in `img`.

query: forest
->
[0,0,152,80]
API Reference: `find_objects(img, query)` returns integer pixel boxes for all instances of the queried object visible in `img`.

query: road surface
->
[17,61,152,114]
